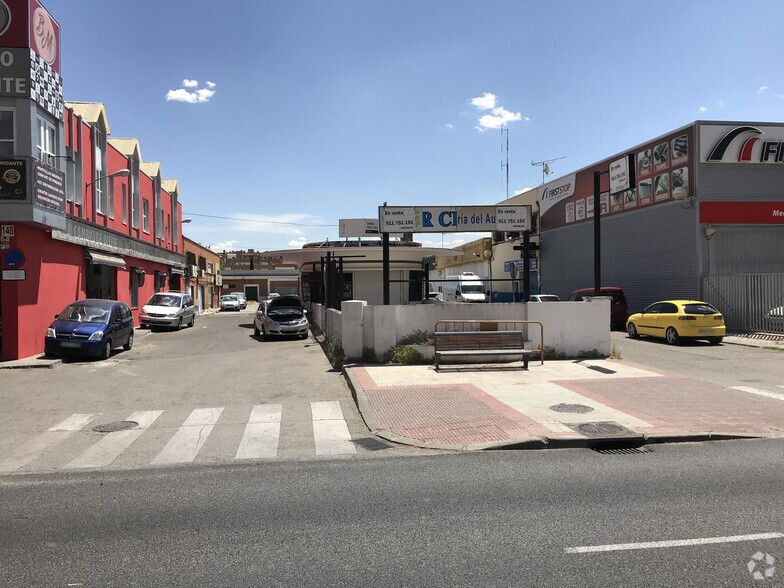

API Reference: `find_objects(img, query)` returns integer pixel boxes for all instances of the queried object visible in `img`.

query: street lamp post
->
[86,168,130,189]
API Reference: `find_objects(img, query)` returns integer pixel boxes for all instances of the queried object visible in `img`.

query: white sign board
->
[379,205,531,233]
[609,154,634,195]
[1,224,14,237]
[339,218,379,238]
[2,269,25,280]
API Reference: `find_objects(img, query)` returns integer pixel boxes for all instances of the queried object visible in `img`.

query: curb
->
[341,364,770,452]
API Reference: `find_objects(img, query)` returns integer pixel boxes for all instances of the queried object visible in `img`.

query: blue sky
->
[55,1,783,251]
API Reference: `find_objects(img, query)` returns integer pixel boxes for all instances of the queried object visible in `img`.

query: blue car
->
[45,299,135,360]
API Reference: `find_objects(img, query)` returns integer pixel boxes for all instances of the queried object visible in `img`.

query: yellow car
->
[626,300,726,345]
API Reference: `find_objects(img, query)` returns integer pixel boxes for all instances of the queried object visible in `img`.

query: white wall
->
[312,299,611,359]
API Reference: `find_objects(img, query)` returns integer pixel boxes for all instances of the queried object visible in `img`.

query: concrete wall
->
[312,299,611,359]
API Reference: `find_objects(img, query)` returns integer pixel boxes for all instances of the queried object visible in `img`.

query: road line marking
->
[0,414,98,472]
[311,401,356,455]
[731,386,784,402]
[151,407,224,465]
[235,405,282,460]
[66,411,163,469]
[565,532,784,554]
[49,414,98,431]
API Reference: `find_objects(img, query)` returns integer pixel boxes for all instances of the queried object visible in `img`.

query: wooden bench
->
[433,330,534,370]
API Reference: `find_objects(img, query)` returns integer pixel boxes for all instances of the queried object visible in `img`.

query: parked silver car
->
[231,292,247,309]
[254,295,308,339]
[139,291,196,330]
[220,294,241,311]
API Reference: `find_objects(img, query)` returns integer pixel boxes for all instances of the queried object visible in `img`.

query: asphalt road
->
[3,439,784,587]
[611,331,784,391]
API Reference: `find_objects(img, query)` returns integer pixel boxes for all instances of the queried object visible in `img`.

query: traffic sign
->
[2,248,24,268]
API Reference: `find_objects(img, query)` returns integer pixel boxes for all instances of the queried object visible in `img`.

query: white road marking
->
[151,407,224,465]
[565,532,784,554]
[235,405,282,460]
[66,411,163,469]
[489,382,652,434]
[311,401,356,455]
[0,414,97,472]
[731,386,784,402]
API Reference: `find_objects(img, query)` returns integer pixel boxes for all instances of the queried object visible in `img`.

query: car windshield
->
[536,295,560,302]
[146,294,181,307]
[58,303,110,324]
[461,284,484,293]
[682,303,720,315]
[268,307,303,317]
[222,296,238,301]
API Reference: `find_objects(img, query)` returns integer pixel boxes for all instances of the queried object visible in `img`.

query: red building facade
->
[0,1,187,360]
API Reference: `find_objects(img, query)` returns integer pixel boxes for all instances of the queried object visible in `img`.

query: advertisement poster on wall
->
[539,125,694,231]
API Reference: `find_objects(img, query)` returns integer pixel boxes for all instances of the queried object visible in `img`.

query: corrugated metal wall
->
[702,274,784,334]
[541,201,699,314]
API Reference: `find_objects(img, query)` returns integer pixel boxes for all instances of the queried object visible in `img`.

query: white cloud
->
[166,80,217,104]
[445,123,454,129]
[471,92,497,110]
[478,106,523,129]
[288,237,309,248]
[758,85,769,94]
[699,106,707,112]
[776,94,784,99]
[470,92,524,131]
[209,240,239,252]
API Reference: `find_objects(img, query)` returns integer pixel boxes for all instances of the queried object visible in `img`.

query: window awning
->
[170,266,185,275]
[85,249,126,268]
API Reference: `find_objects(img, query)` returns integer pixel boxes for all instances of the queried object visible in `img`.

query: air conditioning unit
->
[198,269,206,278]
[186,264,198,277]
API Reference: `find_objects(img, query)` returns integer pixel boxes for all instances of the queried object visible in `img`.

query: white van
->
[440,272,487,303]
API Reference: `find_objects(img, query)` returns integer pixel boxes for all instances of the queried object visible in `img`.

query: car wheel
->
[254,323,260,337]
[190,314,196,328]
[626,323,638,339]
[708,337,723,345]
[176,317,182,331]
[101,341,112,360]
[665,327,680,345]
[123,332,134,351]
[261,325,268,341]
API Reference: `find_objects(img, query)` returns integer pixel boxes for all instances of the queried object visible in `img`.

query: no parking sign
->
[2,248,24,268]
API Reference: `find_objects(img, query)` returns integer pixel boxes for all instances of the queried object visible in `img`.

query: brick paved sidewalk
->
[344,360,784,450]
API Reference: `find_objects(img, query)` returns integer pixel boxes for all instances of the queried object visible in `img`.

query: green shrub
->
[384,345,424,364]
[398,329,434,346]
[361,347,379,363]
[324,339,345,367]
[542,345,566,360]
[577,349,603,359]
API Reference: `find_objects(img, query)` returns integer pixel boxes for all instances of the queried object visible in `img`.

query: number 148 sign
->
[1,225,14,238]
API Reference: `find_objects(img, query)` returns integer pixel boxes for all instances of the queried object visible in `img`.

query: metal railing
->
[701,274,784,334]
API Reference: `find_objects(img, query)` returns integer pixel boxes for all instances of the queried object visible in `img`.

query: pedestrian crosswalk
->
[730,385,784,402]
[0,402,359,474]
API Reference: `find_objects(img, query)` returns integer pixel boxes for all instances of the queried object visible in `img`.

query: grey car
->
[254,295,308,339]
[139,291,196,330]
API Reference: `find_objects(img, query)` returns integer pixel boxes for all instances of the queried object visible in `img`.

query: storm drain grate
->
[594,445,652,455]
[92,421,139,433]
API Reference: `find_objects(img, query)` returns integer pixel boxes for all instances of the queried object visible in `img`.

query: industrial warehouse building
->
[535,120,784,332]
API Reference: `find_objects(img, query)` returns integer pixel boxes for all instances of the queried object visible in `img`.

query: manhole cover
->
[594,446,652,455]
[576,422,628,436]
[550,403,594,414]
[92,421,138,433]
[351,437,393,451]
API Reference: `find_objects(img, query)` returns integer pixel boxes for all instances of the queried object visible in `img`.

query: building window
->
[142,199,150,233]
[108,176,115,218]
[207,262,214,274]
[121,184,128,224]
[0,108,15,156]
[166,213,171,242]
[36,116,57,163]
[130,271,139,308]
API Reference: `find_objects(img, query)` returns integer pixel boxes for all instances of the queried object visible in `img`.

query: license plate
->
[698,329,713,335]
[60,341,81,348]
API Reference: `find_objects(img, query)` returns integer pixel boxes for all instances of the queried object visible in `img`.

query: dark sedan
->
[45,299,135,360]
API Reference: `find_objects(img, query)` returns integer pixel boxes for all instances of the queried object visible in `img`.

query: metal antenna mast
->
[531,156,567,185]
[501,128,509,199]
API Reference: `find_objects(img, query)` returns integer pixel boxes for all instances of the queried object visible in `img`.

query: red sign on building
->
[0,0,60,73]
[699,202,784,224]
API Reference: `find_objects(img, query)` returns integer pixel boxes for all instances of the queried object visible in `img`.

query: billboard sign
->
[0,0,60,73]
[379,205,532,233]
[700,123,784,164]
[609,154,635,195]
[540,126,694,231]
[339,218,379,238]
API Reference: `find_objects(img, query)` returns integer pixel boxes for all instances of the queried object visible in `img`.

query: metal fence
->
[701,274,784,334]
